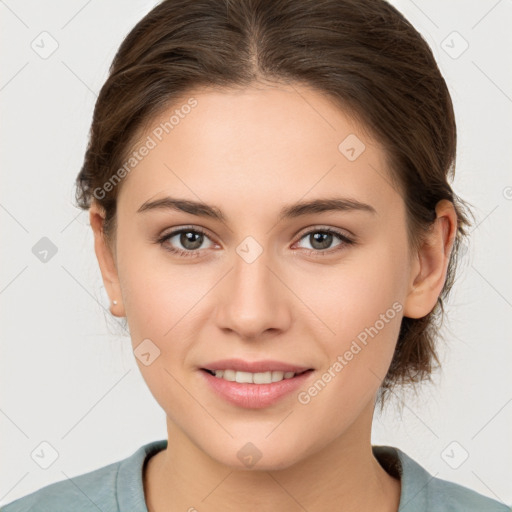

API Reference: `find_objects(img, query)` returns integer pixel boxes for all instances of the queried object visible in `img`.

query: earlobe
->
[89,203,126,317]
[403,200,458,319]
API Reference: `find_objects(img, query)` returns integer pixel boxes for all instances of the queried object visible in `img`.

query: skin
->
[90,82,457,512]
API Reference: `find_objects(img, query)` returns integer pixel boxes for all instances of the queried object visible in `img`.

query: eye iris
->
[310,232,333,250]
[181,231,203,250]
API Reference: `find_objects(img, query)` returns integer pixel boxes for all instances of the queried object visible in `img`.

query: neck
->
[144,402,401,512]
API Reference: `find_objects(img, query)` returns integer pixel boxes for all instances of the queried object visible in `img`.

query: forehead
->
[117,84,402,220]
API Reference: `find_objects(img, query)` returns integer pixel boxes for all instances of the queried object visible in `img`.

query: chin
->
[203,438,309,472]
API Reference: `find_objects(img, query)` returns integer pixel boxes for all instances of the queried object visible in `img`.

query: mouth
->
[200,368,313,384]
[198,360,315,409]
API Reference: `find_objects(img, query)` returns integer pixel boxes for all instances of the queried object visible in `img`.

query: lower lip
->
[200,369,314,409]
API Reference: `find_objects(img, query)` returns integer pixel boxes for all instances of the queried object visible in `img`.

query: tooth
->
[211,369,297,383]
[223,369,236,381]
[235,371,253,383]
[271,371,284,382]
[253,371,272,384]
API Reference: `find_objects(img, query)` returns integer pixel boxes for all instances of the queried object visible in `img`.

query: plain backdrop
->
[1,0,511,507]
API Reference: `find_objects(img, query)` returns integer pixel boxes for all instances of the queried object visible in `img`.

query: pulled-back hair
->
[75,0,474,405]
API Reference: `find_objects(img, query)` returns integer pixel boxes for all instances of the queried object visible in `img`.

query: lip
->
[201,358,312,374]
[199,366,314,409]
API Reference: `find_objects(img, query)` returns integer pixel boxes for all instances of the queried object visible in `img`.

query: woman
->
[2,0,508,511]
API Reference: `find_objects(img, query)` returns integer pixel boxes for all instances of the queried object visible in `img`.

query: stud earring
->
[112,300,118,305]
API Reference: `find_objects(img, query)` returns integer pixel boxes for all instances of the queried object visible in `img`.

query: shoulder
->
[0,440,167,512]
[373,445,510,512]
[0,461,121,512]
[424,475,510,512]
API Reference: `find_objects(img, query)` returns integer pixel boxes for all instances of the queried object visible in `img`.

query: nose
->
[214,247,292,341]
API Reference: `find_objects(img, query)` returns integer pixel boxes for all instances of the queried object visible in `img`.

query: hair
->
[75,0,474,406]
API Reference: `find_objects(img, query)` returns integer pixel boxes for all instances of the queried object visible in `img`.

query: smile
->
[203,369,308,384]
[200,367,315,409]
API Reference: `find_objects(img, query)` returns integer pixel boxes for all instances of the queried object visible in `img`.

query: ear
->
[89,202,126,317]
[403,199,458,319]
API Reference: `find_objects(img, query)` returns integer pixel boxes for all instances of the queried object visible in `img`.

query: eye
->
[294,227,355,255]
[156,225,355,259]
[157,226,216,258]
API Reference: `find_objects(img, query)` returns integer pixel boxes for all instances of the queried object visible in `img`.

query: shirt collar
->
[117,439,168,512]
[373,444,435,511]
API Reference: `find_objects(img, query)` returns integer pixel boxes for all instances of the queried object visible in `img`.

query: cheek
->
[115,247,205,418]
[294,282,403,442]
[116,232,211,340]
[293,240,406,397]
[294,237,406,341]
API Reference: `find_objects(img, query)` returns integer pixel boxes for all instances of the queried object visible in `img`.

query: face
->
[91,82,438,470]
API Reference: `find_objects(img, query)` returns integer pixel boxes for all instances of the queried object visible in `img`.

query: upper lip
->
[201,358,312,374]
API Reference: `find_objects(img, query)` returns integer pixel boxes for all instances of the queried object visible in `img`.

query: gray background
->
[1,0,511,507]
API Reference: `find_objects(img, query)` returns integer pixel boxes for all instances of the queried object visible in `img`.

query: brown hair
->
[75,0,474,405]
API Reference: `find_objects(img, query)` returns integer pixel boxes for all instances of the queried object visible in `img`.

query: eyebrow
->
[136,196,377,221]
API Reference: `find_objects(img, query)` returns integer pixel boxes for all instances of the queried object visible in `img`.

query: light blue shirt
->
[1,440,509,511]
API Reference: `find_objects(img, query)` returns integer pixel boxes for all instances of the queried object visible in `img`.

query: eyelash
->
[155,225,356,259]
